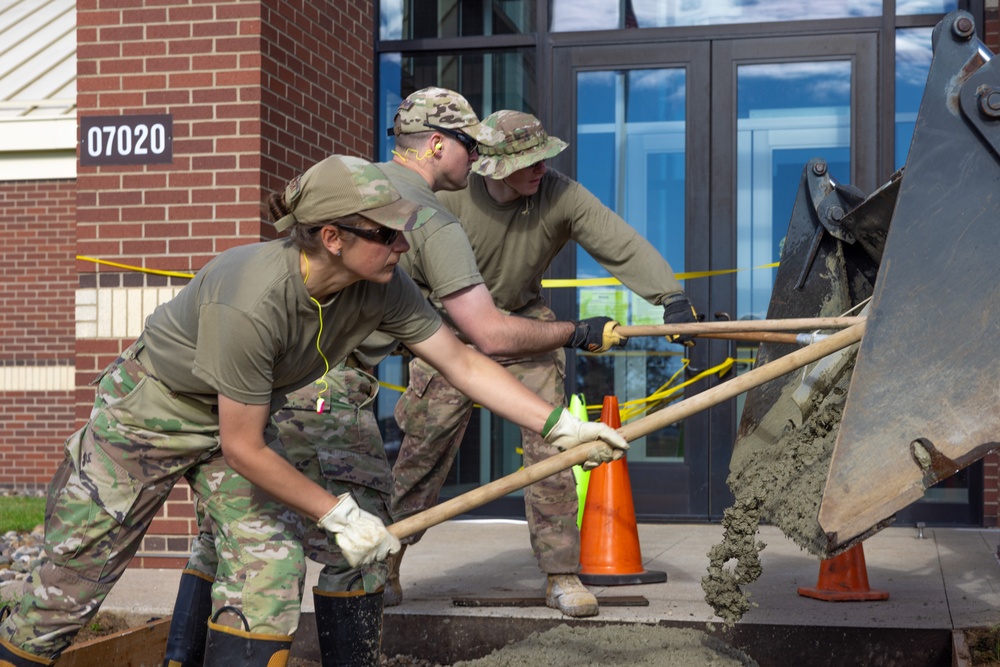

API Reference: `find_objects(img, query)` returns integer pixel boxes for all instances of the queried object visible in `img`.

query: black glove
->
[565,317,628,353]
[662,295,698,347]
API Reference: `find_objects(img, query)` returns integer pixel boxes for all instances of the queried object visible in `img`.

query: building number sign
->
[80,114,173,166]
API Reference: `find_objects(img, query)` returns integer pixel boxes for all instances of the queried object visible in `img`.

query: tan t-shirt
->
[353,161,486,366]
[142,239,441,412]
[437,170,684,312]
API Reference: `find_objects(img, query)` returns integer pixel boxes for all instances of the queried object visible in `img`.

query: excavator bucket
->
[734,160,894,441]
[819,10,1000,552]
[733,9,1000,557]
[730,161,897,555]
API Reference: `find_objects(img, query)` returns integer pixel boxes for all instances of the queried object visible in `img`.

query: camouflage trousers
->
[181,361,392,596]
[0,340,306,660]
[390,303,581,574]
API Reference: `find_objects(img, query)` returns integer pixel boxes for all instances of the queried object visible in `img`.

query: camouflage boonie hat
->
[388,87,501,146]
[473,111,568,180]
[273,155,433,232]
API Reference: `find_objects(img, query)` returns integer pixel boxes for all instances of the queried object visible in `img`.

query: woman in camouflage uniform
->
[0,154,627,667]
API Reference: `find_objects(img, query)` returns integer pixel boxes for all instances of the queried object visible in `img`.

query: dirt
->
[71,611,136,644]
[702,343,858,626]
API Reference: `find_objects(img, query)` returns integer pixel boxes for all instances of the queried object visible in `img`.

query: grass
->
[0,495,45,533]
[968,625,1000,666]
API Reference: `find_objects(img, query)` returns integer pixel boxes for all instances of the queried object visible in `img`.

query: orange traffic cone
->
[797,542,889,601]
[578,395,666,586]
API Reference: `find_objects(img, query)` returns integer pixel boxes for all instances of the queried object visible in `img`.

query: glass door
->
[550,42,713,519]
[709,35,878,515]
[550,34,878,520]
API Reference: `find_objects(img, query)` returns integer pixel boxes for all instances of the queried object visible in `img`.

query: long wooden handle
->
[697,331,801,344]
[388,321,866,540]
[617,316,863,338]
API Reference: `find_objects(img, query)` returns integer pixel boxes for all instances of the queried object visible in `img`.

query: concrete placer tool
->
[733,9,1000,557]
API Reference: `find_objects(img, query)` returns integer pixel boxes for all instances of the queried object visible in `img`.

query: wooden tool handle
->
[617,316,863,338]
[696,332,800,344]
[388,321,866,540]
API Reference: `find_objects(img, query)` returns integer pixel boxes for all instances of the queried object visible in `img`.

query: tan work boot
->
[383,544,407,607]
[545,574,599,617]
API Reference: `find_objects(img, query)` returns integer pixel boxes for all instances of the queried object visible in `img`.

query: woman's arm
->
[217,394,401,566]
[217,395,336,521]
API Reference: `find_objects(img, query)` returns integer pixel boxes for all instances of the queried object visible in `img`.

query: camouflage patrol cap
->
[388,87,501,145]
[473,111,568,180]
[273,155,433,232]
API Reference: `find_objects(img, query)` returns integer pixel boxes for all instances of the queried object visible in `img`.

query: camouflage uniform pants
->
[0,340,306,660]
[181,362,391,596]
[390,302,580,574]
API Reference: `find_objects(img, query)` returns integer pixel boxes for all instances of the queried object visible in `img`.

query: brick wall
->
[983,2,1000,529]
[73,0,375,566]
[258,1,374,196]
[985,0,1000,53]
[0,180,77,492]
[984,454,999,528]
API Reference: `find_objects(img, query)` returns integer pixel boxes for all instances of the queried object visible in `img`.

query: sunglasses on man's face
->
[333,223,399,246]
[425,124,479,155]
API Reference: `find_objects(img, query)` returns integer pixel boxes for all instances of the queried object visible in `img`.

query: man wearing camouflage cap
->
[388,110,699,620]
[162,92,629,665]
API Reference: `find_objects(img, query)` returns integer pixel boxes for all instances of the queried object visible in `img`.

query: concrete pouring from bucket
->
[89,519,999,666]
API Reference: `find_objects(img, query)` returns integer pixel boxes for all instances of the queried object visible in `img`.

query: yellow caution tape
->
[78,255,780,287]
[77,254,767,412]
[541,262,779,289]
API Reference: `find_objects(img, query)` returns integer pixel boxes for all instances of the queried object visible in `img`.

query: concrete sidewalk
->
[100,520,1000,664]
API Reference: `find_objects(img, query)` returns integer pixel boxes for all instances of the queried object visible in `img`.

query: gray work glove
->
[565,317,628,353]
[662,294,699,347]
[542,407,629,471]
[318,493,400,567]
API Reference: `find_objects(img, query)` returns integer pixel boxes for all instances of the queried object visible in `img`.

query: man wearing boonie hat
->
[387,110,699,620]
[160,94,632,664]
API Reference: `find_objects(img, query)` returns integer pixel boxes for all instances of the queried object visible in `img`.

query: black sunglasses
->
[425,123,479,155]
[333,223,399,246]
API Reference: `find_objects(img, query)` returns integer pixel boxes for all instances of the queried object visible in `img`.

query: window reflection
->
[736,61,851,322]
[552,0,881,32]
[575,68,687,461]
[895,28,934,169]
[896,0,958,14]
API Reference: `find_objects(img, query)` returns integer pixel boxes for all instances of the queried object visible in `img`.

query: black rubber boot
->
[161,570,214,667]
[313,587,384,667]
[202,606,293,667]
[0,638,54,666]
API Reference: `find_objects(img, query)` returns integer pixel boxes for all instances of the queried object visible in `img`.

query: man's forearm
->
[477,315,574,356]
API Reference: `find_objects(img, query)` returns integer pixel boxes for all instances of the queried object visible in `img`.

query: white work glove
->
[317,493,401,568]
[542,407,629,471]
